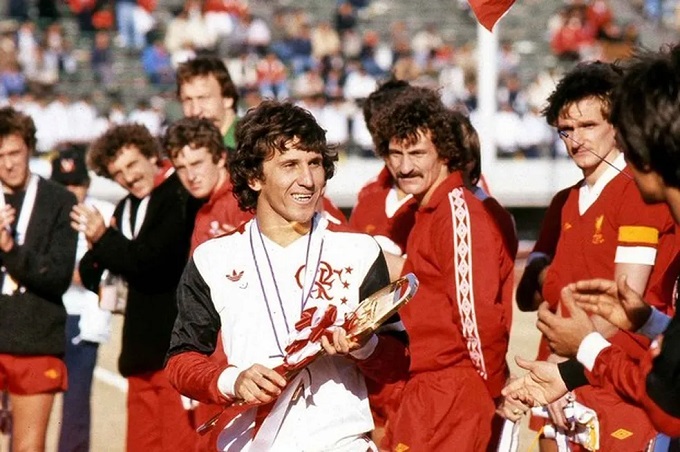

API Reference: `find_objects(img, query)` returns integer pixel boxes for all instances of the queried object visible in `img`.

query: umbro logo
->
[226,270,244,282]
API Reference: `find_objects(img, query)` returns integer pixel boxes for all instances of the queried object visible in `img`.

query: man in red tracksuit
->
[163,117,252,255]
[372,85,513,451]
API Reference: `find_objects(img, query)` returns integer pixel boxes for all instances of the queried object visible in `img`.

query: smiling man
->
[165,101,409,451]
[75,124,196,452]
[370,86,513,450]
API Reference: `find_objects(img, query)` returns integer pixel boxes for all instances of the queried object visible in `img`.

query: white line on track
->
[94,366,128,392]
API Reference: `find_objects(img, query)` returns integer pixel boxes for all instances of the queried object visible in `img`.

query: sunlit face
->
[172,145,226,199]
[250,143,326,230]
[106,145,157,199]
[179,75,234,134]
[387,129,449,205]
[556,97,619,179]
[0,134,30,192]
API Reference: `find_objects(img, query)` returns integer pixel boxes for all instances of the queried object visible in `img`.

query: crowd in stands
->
[0,0,668,159]
[548,0,641,63]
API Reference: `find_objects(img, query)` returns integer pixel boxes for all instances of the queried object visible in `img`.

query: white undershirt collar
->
[578,153,625,215]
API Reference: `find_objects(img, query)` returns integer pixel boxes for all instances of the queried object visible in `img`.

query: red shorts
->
[574,385,656,451]
[0,354,68,395]
[387,366,495,451]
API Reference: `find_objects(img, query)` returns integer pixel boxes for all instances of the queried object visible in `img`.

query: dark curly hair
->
[88,124,160,178]
[362,78,411,138]
[163,117,226,163]
[448,109,481,185]
[610,45,680,188]
[0,107,37,154]
[176,56,239,112]
[230,101,337,212]
[543,61,623,127]
[371,86,468,171]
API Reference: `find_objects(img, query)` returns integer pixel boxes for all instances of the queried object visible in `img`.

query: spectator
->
[494,101,524,158]
[311,20,341,61]
[288,24,314,75]
[256,51,289,100]
[91,31,114,86]
[291,67,325,99]
[517,106,554,158]
[128,99,163,137]
[550,10,595,61]
[392,52,421,82]
[51,146,115,452]
[24,45,60,90]
[0,62,26,97]
[115,0,144,51]
[343,62,377,101]
[335,1,358,34]
[226,52,259,92]
[142,39,175,87]
[411,23,443,68]
[359,29,388,77]
[498,41,520,77]
[16,21,38,73]
[68,0,97,34]
[243,12,271,55]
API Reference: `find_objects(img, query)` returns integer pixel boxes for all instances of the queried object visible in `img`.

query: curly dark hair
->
[447,109,481,185]
[362,78,411,138]
[610,45,680,188]
[176,56,239,112]
[371,86,468,171]
[163,117,226,163]
[87,124,160,178]
[543,61,623,127]
[230,101,337,212]
[0,107,37,153]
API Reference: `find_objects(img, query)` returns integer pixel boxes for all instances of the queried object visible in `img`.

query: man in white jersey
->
[165,101,410,451]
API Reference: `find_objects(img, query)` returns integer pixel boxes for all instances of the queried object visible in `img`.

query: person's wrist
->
[349,334,378,360]
[217,365,240,399]
[637,306,670,339]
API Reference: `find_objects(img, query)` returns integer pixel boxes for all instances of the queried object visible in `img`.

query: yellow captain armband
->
[618,226,659,245]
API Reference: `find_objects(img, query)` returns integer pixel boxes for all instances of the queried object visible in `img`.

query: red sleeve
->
[165,352,231,405]
[616,179,672,252]
[354,334,410,384]
[588,346,680,437]
[322,196,349,226]
[437,195,510,397]
[534,188,570,256]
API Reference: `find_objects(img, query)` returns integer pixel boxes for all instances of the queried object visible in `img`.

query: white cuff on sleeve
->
[217,366,240,399]
[637,307,671,339]
[349,334,379,360]
[576,332,611,372]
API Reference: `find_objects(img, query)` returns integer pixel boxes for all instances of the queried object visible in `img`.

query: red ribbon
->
[284,305,338,362]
